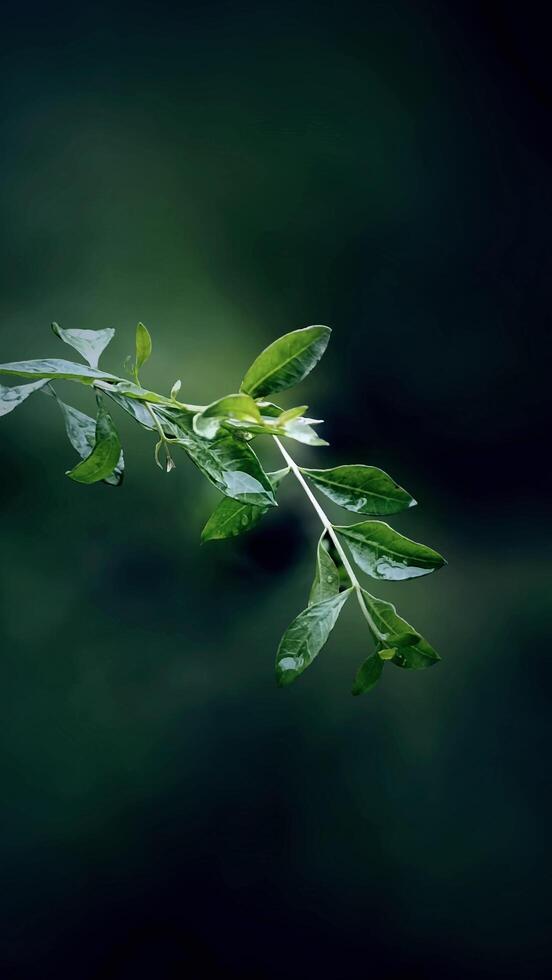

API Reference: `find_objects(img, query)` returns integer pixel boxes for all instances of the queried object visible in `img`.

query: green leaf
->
[51,322,115,369]
[0,378,49,417]
[101,388,157,429]
[360,590,440,669]
[308,533,341,605]
[335,520,446,580]
[193,393,262,439]
[351,653,383,695]
[301,464,416,515]
[135,322,152,372]
[57,399,124,486]
[0,359,119,383]
[240,325,331,398]
[275,588,353,687]
[171,413,277,507]
[377,647,397,661]
[280,417,328,446]
[66,400,122,484]
[201,468,288,541]
[277,405,308,425]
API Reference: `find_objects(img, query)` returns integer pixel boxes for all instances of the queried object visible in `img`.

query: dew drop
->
[241,515,249,526]
[326,574,334,584]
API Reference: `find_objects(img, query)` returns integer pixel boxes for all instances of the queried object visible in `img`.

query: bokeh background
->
[1,2,550,976]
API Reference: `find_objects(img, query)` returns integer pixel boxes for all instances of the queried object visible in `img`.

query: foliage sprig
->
[0,322,446,694]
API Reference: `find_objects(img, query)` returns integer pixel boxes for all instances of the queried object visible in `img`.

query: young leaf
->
[240,325,331,398]
[171,414,276,507]
[0,359,119,383]
[335,520,446,580]
[51,322,115,369]
[0,378,49,417]
[351,653,383,695]
[201,468,289,541]
[360,590,440,669]
[66,400,122,484]
[135,322,152,373]
[170,380,182,399]
[309,533,341,605]
[301,464,416,515]
[277,405,308,425]
[280,417,328,446]
[193,393,262,440]
[57,399,124,486]
[275,588,353,687]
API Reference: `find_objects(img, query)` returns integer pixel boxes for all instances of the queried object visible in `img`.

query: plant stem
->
[145,403,175,471]
[272,436,380,636]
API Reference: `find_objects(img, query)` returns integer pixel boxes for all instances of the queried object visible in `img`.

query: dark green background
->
[1,2,550,976]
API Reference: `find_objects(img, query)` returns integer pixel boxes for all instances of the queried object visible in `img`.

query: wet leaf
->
[193,393,262,439]
[275,588,353,686]
[302,464,415,515]
[66,400,122,484]
[58,399,124,485]
[172,413,276,507]
[0,359,119,383]
[201,468,288,541]
[51,322,115,369]
[0,378,49,417]
[360,590,440,669]
[335,520,446,580]
[308,532,341,604]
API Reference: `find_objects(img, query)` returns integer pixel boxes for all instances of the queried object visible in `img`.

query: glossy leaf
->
[301,464,415,515]
[51,322,115,369]
[335,520,446,580]
[66,401,122,484]
[277,405,308,425]
[193,393,262,440]
[351,653,383,695]
[135,322,152,372]
[0,378,49,417]
[201,468,288,541]
[172,414,276,507]
[275,588,353,686]
[360,590,440,669]
[280,417,328,446]
[240,325,331,398]
[309,533,341,605]
[101,388,157,429]
[58,399,124,486]
[0,359,119,383]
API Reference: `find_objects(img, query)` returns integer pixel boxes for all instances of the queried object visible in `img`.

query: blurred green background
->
[1,2,550,976]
